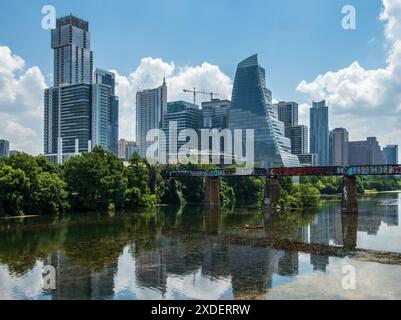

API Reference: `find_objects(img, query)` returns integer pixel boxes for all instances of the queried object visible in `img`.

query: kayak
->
[241,224,264,231]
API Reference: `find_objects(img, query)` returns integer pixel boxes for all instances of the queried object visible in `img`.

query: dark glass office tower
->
[51,15,93,87]
[229,54,300,168]
[44,84,92,157]
[0,139,10,158]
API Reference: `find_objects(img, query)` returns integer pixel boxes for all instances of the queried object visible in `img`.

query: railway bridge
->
[161,165,401,213]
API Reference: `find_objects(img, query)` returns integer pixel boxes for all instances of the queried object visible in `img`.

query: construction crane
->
[183,88,219,105]
[138,74,150,92]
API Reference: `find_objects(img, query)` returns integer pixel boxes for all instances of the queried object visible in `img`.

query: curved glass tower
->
[229,54,300,168]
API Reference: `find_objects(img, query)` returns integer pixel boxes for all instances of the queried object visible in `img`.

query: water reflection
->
[0,193,401,300]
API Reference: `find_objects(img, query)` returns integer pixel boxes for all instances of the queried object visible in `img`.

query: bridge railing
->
[347,165,401,176]
[161,165,401,178]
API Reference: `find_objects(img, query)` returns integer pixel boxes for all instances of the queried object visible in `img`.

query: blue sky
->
[0,0,385,99]
[2,0,401,155]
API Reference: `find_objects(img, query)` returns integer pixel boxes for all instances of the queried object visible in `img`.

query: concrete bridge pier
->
[341,175,358,214]
[264,176,281,207]
[205,177,220,207]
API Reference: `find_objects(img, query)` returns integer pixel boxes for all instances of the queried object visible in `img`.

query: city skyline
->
[0,0,400,160]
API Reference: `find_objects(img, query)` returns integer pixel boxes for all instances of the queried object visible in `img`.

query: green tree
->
[124,152,156,207]
[36,172,69,214]
[0,165,28,216]
[0,154,69,216]
[63,146,128,211]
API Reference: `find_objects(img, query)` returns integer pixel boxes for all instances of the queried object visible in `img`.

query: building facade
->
[310,100,329,166]
[136,79,167,157]
[44,83,92,158]
[276,101,298,127]
[285,125,308,155]
[0,139,10,158]
[51,15,93,87]
[383,145,398,165]
[202,99,230,130]
[228,54,300,168]
[348,137,386,165]
[162,101,202,158]
[298,153,319,167]
[331,128,349,166]
[118,139,139,161]
[94,69,119,156]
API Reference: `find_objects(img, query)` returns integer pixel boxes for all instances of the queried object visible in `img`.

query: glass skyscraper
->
[0,139,10,158]
[228,54,300,168]
[310,100,329,166]
[44,15,118,162]
[383,145,398,165]
[162,101,203,157]
[276,101,298,127]
[136,79,167,157]
[44,84,92,158]
[51,15,93,87]
[94,69,119,156]
[331,128,349,166]
[202,99,231,130]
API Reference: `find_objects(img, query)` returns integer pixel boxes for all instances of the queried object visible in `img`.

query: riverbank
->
[364,189,401,194]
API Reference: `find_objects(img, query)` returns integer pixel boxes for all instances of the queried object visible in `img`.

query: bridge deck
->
[162,165,401,177]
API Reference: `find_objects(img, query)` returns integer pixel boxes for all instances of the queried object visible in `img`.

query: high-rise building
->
[285,125,308,155]
[162,101,202,157]
[383,145,398,165]
[0,139,10,158]
[44,15,117,163]
[51,15,93,87]
[125,141,139,161]
[44,83,92,160]
[202,99,231,130]
[136,79,167,157]
[298,153,319,167]
[331,128,349,166]
[310,100,329,165]
[94,69,119,156]
[228,54,300,168]
[118,139,138,161]
[276,101,298,127]
[118,139,128,160]
[349,137,386,165]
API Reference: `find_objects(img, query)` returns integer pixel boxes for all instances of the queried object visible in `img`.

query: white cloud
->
[113,58,232,141]
[296,0,401,147]
[0,45,46,154]
[0,47,232,154]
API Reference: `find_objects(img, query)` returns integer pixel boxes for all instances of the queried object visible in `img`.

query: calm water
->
[1,193,401,300]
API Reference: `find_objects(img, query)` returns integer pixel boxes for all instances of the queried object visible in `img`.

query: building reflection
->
[17,196,400,300]
[46,252,117,300]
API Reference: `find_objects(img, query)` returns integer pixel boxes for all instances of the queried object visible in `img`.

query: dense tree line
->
[1,146,330,216]
[300,176,401,195]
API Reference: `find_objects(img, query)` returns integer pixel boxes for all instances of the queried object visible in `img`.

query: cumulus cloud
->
[0,46,232,154]
[296,0,401,148]
[113,58,232,141]
[0,45,46,154]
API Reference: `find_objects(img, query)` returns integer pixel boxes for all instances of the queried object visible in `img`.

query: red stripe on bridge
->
[161,165,401,177]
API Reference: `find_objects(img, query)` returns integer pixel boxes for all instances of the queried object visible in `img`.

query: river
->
[1,192,401,300]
